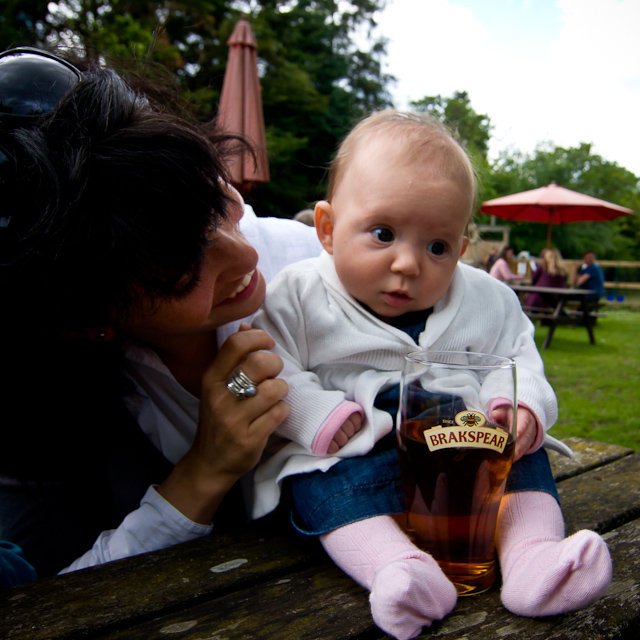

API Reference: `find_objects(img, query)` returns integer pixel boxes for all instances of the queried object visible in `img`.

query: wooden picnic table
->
[510,284,599,349]
[2,437,639,640]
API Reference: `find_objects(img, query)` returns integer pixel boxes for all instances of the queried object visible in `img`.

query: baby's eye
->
[427,241,447,256]
[372,227,394,243]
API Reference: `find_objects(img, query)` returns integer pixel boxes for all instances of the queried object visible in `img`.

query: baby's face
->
[317,139,472,321]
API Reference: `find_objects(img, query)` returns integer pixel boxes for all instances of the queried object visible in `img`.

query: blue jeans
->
[289,433,559,536]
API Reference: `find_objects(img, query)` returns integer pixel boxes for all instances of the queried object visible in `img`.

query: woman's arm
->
[491,258,523,282]
[576,271,590,287]
[59,328,289,573]
[60,487,212,573]
[156,327,288,525]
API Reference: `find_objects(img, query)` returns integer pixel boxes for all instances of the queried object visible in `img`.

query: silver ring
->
[226,368,257,399]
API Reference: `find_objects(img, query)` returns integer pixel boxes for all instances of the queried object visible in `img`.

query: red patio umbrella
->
[217,16,269,193]
[480,183,633,247]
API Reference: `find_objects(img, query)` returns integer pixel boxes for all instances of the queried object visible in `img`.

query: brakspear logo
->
[424,411,508,454]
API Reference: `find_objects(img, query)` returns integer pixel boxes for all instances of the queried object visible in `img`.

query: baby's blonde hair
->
[326,109,478,221]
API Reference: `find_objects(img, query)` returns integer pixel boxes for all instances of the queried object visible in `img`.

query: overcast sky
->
[367,0,640,177]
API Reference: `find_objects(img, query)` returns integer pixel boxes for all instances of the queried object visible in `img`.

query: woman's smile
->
[228,269,255,299]
[218,269,260,306]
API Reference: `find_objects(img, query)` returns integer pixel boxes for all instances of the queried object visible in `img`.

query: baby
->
[252,111,611,640]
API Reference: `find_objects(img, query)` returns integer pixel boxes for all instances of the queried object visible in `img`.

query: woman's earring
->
[94,327,116,342]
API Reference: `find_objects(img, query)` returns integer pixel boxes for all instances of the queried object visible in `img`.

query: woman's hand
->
[157,324,289,524]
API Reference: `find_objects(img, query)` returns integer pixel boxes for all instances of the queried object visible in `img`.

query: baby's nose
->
[391,250,420,276]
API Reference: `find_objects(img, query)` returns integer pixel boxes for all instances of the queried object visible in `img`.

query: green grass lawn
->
[533,310,640,452]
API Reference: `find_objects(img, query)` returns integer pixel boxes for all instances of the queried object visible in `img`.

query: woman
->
[0,48,320,580]
[489,246,524,283]
[525,248,568,309]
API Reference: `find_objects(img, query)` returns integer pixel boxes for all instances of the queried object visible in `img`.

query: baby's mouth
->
[383,290,412,307]
[387,290,410,300]
[228,270,255,299]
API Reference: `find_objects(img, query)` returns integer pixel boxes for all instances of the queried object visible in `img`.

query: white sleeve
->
[252,268,351,451]
[507,309,558,432]
[58,486,212,574]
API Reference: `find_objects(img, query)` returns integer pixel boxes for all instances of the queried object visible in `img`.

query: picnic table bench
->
[510,284,601,349]
[2,437,639,640]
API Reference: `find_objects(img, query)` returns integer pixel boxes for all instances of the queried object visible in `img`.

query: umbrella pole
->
[546,223,552,248]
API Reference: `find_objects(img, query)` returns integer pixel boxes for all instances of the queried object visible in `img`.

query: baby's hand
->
[327,413,363,454]
[490,405,538,461]
[513,407,538,460]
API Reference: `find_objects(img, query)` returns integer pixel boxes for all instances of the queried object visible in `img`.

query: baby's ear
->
[314,201,335,254]
[460,236,469,257]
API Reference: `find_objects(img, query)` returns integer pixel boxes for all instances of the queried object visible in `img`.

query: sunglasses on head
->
[0,47,82,121]
[0,48,81,226]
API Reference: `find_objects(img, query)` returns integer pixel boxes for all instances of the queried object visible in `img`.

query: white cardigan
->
[251,251,562,519]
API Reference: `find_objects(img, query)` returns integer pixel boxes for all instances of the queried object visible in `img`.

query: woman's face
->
[119,187,265,347]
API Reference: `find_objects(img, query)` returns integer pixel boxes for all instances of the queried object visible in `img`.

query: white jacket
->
[251,251,561,519]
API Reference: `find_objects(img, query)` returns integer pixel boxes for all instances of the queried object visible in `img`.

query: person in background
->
[293,208,315,226]
[0,47,321,580]
[524,248,568,309]
[573,249,605,301]
[483,246,498,272]
[489,246,524,283]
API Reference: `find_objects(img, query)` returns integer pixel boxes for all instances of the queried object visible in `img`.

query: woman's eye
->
[428,241,447,256]
[372,227,394,243]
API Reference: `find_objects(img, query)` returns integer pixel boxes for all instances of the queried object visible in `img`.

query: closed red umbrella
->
[480,183,633,247]
[217,16,269,193]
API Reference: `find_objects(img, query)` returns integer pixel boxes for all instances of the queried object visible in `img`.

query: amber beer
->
[397,350,517,595]
[397,419,514,594]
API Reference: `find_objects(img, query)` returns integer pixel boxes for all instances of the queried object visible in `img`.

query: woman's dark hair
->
[498,246,515,261]
[0,62,236,484]
[2,65,234,331]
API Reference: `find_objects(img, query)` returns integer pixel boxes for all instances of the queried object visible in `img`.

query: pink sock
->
[320,516,457,640]
[497,491,612,617]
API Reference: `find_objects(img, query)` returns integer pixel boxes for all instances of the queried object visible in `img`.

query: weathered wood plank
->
[66,518,640,640]
[0,516,323,640]
[91,564,375,640]
[557,453,640,536]
[2,442,637,640]
[548,437,634,481]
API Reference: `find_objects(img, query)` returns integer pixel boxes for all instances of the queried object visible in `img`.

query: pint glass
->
[396,350,517,595]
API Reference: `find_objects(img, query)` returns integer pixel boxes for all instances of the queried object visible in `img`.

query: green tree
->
[0,1,51,49]
[244,0,393,216]
[489,143,640,260]
[410,91,494,212]
[1,0,392,218]
[411,91,491,161]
